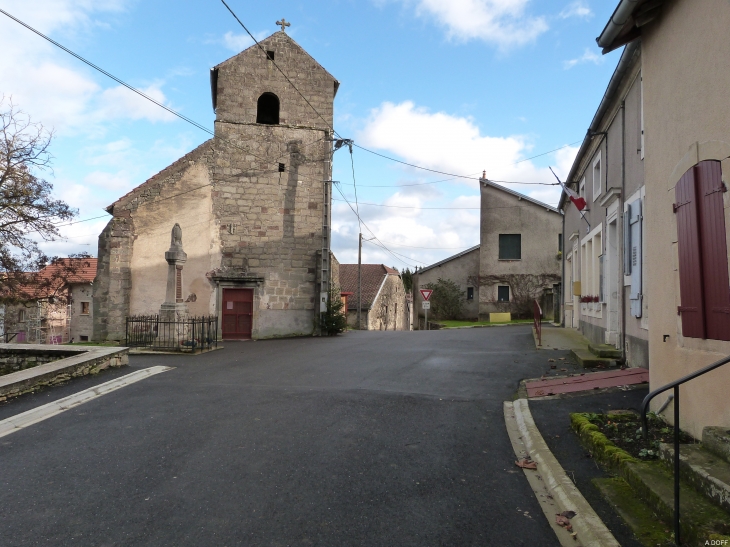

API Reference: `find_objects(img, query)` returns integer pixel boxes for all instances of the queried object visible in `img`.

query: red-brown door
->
[222,288,253,340]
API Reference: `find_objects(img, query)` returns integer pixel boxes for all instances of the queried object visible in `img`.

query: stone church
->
[92,28,339,341]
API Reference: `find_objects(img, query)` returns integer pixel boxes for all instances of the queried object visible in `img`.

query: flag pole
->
[549,167,591,231]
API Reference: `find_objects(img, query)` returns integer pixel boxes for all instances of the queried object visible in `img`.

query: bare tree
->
[480,273,560,318]
[0,97,84,304]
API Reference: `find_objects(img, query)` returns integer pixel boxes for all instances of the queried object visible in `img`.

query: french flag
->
[561,181,586,211]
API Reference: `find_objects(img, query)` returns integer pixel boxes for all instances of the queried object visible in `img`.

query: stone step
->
[588,343,622,359]
[659,443,730,515]
[621,460,730,543]
[704,427,730,465]
[569,348,618,368]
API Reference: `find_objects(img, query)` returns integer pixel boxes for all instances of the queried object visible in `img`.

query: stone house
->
[415,180,562,324]
[1,258,97,344]
[560,40,649,369]
[92,30,339,341]
[339,264,408,330]
[413,245,480,322]
[596,0,730,437]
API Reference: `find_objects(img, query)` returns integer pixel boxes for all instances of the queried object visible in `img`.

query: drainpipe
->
[621,100,627,361]
[561,207,566,327]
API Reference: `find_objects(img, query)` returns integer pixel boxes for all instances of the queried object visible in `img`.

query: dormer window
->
[257,92,280,125]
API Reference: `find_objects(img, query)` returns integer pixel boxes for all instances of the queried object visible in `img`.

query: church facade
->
[92,30,339,341]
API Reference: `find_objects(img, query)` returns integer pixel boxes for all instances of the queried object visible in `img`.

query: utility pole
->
[357,232,362,330]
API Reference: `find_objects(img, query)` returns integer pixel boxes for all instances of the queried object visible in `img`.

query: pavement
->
[537,324,590,351]
[0,326,640,546]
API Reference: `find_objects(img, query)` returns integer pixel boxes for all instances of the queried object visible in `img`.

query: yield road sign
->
[420,289,433,301]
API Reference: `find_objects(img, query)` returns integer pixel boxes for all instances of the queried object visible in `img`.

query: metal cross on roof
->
[276,18,290,32]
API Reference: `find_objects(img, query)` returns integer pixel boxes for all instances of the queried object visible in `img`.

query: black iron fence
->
[125,315,218,352]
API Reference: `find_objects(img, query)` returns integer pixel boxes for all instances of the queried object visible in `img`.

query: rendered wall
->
[415,248,479,321]
[641,0,730,436]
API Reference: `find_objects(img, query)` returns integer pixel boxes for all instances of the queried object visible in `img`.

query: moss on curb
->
[570,413,637,470]
[571,412,730,544]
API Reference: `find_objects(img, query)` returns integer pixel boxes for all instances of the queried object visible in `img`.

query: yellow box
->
[489,312,511,323]
[573,281,581,296]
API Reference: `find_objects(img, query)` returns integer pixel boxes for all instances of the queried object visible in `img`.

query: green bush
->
[321,286,348,336]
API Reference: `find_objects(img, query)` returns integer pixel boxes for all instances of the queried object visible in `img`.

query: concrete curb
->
[0,344,129,401]
[0,366,173,439]
[504,399,620,547]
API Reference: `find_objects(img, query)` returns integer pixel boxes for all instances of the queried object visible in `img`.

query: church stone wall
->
[93,31,335,341]
[128,163,220,318]
[215,31,335,130]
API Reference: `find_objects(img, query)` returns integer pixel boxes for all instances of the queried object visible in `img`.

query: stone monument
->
[160,223,189,321]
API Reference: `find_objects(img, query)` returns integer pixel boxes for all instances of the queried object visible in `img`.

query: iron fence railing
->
[641,352,730,546]
[125,315,218,352]
[533,299,542,346]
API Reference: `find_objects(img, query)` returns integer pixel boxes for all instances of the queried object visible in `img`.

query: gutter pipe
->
[564,41,640,187]
[597,0,641,49]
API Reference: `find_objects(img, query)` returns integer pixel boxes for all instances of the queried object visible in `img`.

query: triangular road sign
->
[420,289,433,301]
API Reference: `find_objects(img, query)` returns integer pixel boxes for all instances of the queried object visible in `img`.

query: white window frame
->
[623,186,647,329]
[581,223,604,318]
[579,176,586,199]
[593,152,602,202]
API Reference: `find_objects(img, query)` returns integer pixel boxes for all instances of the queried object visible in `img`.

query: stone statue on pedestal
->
[160,223,189,321]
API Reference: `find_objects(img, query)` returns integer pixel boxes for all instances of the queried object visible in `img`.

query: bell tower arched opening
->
[256,92,280,125]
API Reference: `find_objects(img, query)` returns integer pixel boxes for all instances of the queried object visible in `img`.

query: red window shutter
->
[697,160,730,340]
[675,166,706,338]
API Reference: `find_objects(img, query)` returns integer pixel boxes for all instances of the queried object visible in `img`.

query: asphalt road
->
[0,326,574,546]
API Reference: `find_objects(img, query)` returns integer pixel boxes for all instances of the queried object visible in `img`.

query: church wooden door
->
[222,288,253,340]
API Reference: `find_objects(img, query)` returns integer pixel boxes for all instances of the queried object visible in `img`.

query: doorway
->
[222,288,254,340]
[606,216,620,346]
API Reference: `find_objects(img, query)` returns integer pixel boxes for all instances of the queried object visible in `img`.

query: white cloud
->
[222,31,254,52]
[559,1,592,19]
[96,84,177,123]
[389,0,547,49]
[0,1,177,134]
[563,48,603,69]
[329,101,576,268]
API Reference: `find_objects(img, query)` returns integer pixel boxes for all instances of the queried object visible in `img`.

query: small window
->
[256,92,280,125]
[579,177,586,198]
[18,309,26,322]
[497,286,510,302]
[499,234,521,260]
[467,287,474,300]
[558,234,563,252]
[80,335,89,342]
[593,153,602,201]
[81,302,90,315]
[266,50,275,61]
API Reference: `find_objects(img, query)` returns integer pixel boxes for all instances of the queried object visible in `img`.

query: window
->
[497,286,510,302]
[256,92,280,125]
[558,234,563,253]
[266,50,275,61]
[624,195,644,317]
[579,177,585,199]
[81,302,90,315]
[80,335,89,342]
[18,309,26,322]
[675,160,730,340]
[499,234,521,260]
[467,287,474,300]
[581,224,603,317]
[593,152,602,201]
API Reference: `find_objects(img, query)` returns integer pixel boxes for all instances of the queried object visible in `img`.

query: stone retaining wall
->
[0,345,129,402]
[0,347,80,376]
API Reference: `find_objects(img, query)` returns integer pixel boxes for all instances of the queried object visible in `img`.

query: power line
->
[351,140,583,182]
[0,8,330,170]
[363,239,427,265]
[376,240,473,250]
[332,182,418,268]
[332,198,558,211]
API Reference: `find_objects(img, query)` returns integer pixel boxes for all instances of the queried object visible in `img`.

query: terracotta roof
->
[339,264,399,310]
[38,258,98,284]
[5,258,97,300]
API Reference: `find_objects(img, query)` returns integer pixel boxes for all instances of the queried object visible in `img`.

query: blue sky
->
[1,0,621,270]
